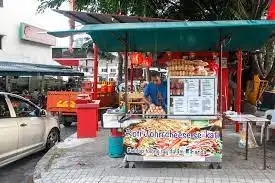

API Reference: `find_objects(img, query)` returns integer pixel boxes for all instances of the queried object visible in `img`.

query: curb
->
[33,132,96,182]
[33,145,58,181]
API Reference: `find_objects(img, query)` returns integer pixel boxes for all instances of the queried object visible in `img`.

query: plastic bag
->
[238,123,258,148]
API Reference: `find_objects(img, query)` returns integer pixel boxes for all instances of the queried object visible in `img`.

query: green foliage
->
[37,0,274,85]
[37,0,270,21]
[37,0,166,17]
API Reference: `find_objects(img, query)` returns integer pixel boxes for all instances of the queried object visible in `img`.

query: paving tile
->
[213,180,222,183]
[32,130,275,183]
[164,180,173,183]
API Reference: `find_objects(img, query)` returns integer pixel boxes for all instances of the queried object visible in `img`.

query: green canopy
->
[0,62,84,76]
[48,20,275,52]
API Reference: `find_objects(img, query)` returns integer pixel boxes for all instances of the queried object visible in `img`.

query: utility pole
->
[69,0,76,53]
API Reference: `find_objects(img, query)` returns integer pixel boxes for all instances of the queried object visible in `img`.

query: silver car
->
[0,92,60,167]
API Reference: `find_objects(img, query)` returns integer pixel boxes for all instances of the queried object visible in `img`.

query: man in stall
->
[143,71,167,111]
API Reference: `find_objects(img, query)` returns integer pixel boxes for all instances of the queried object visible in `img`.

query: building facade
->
[98,62,118,82]
[0,0,58,65]
[0,0,70,92]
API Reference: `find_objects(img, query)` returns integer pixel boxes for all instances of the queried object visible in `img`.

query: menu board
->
[170,77,216,115]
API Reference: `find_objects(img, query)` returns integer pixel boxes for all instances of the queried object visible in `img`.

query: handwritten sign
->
[56,100,75,108]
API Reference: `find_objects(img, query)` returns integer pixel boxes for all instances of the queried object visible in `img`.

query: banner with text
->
[124,119,222,162]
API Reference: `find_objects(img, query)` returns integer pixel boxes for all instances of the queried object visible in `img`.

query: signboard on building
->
[19,23,56,46]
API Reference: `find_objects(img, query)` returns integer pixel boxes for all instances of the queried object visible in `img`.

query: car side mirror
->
[40,109,47,117]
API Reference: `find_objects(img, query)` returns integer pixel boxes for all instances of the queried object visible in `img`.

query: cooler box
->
[108,136,124,158]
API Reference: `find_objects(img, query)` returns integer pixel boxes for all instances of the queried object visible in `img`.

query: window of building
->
[0,0,3,7]
[101,68,107,72]
[9,96,38,117]
[110,69,116,73]
[109,73,116,77]
[0,95,10,118]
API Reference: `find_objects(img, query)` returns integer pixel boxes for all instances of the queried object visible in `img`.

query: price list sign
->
[170,77,216,116]
[201,79,215,96]
[173,97,188,114]
[184,79,199,96]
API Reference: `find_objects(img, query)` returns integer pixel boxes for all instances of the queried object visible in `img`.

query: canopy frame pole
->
[93,43,98,100]
[218,31,223,113]
[130,64,134,92]
[124,32,129,113]
[235,50,242,132]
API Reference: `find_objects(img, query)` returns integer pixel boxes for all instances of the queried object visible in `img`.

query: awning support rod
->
[124,32,129,113]
[235,50,242,132]
[218,30,223,113]
[93,43,98,100]
[130,64,134,92]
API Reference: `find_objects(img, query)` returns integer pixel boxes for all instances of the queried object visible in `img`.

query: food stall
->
[48,20,275,168]
[124,58,222,167]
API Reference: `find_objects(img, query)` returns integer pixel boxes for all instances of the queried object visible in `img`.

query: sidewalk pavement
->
[33,127,275,183]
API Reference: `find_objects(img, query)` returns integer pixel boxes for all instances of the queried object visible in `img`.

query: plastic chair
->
[260,109,275,144]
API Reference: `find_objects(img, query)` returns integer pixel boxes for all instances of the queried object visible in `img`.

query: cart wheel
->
[209,163,222,169]
[124,161,129,168]
[124,161,135,168]
[129,162,135,168]
[63,121,72,127]
[62,116,75,127]
[123,156,129,168]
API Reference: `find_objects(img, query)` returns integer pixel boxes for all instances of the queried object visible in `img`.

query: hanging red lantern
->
[208,60,219,75]
[144,56,153,68]
[131,52,143,65]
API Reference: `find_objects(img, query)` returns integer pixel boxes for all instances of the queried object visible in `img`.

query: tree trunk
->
[252,53,264,79]
[266,59,275,88]
[252,39,275,88]
[265,40,275,86]
[117,52,123,85]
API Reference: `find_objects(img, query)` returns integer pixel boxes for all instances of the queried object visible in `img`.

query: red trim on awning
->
[55,59,79,66]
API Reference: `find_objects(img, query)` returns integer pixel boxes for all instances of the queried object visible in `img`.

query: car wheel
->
[46,128,59,151]
[62,116,74,127]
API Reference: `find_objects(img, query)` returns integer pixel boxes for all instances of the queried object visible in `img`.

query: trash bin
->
[76,95,100,138]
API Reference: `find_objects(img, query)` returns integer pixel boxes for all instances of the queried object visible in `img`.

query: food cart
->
[48,20,275,168]
[46,81,117,126]
[123,59,222,168]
